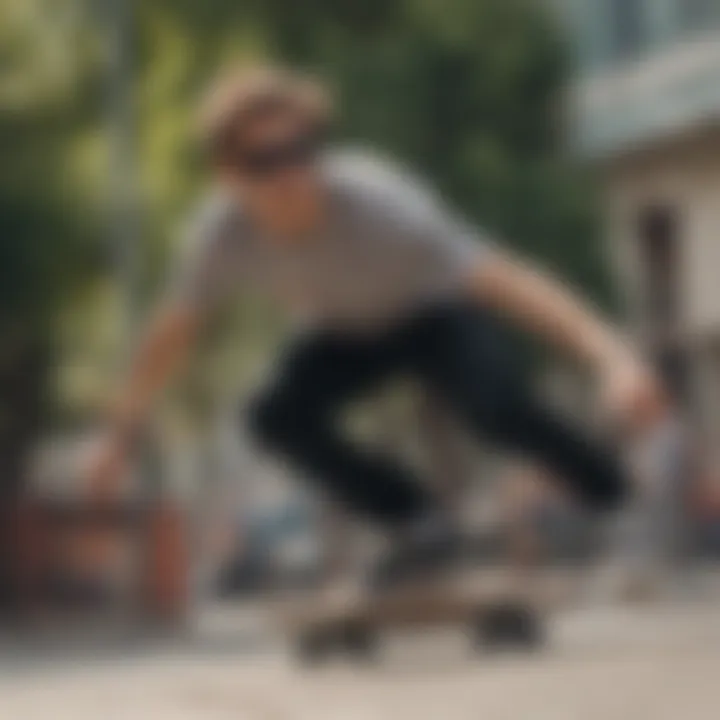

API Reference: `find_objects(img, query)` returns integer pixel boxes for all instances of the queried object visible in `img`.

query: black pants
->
[249,302,627,527]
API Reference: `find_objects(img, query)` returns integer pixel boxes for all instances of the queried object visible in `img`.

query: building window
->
[638,205,680,330]
[677,0,720,33]
[638,204,689,405]
[609,0,646,60]
[654,346,691,408]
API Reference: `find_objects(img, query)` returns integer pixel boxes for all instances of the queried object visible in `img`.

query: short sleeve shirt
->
[171,148,489,332]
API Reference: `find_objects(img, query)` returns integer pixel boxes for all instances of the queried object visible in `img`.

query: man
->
[87,65,667,583]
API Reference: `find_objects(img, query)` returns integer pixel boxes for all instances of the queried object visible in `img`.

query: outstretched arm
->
[466,250,667,430]
[85,302,200,498]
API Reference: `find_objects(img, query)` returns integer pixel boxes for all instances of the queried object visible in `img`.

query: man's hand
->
[81,304,198,504]
[599,352,668,435]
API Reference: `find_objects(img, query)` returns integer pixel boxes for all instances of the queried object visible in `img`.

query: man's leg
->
[248,331,434,527]
[416,303,691,595]
[410,303,629,514]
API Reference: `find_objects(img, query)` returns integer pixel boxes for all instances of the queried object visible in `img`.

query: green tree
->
[0,1,102,494]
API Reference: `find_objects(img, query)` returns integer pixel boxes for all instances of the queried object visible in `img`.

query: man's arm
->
[85,303,200,497]
[469,252,625,367]
[466,250,667,429]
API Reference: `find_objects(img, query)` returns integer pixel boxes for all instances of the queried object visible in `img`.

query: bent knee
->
[247,395,288,448]
[246,394,317,451]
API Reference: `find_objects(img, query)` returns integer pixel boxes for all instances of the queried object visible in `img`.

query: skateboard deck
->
[277,569,547,662]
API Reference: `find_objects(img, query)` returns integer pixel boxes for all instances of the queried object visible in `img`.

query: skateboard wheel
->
[474,602,544,651]
[295,626,336,665]
[339,621,377,661]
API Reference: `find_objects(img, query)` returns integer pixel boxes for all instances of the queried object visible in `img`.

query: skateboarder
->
[85,65,670,584]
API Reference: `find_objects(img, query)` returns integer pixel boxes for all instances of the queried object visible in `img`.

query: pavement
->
[1,600,720,720]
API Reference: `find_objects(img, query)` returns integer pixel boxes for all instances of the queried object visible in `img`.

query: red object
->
[3,500,49,614]
[142,502,190,622]
[1,497,190,624]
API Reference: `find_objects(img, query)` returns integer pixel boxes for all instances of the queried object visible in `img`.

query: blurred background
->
[2,1,720,717]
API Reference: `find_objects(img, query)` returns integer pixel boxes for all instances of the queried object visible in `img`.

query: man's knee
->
[247,394,289,449]
[246,392,315,451]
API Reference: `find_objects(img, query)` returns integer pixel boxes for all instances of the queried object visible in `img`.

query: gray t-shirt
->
[172,148,488,332]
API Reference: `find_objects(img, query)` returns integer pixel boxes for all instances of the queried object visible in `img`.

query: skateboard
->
[279,570,546,663]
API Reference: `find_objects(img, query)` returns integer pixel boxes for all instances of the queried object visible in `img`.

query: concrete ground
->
[2,601,720,720]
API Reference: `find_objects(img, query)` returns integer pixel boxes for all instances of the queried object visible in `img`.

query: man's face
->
[228,110,323,210]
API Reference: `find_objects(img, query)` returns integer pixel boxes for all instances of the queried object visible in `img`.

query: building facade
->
[567,0,720,447]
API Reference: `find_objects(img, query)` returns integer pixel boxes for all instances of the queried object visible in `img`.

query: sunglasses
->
[234,129,325,178]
